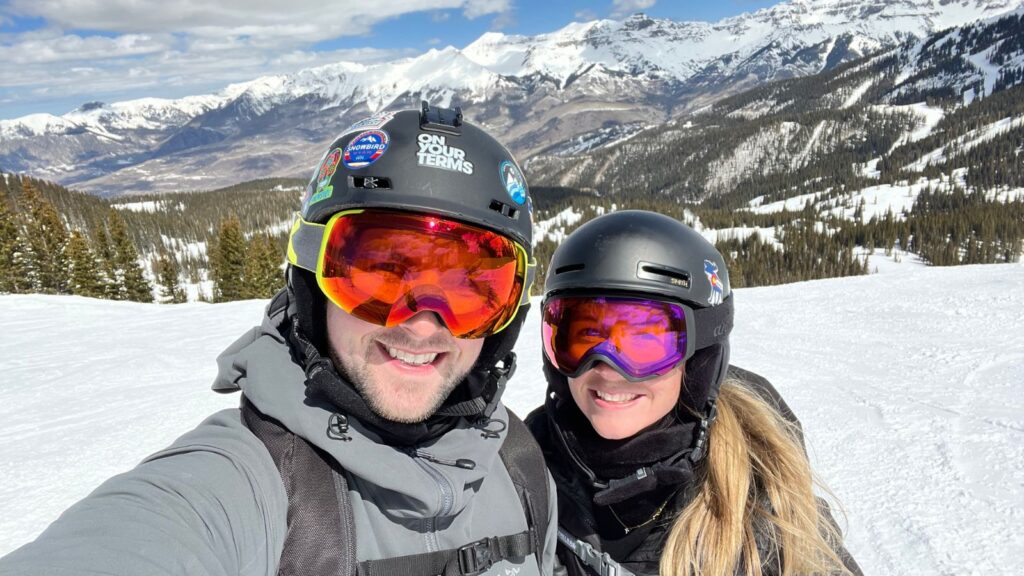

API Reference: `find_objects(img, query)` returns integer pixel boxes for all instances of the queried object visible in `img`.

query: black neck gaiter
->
[552,397,701,506]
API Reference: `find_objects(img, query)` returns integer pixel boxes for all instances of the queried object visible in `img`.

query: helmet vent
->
[555,263,585,275]
[638,262,691,289]
[489,199,519,220]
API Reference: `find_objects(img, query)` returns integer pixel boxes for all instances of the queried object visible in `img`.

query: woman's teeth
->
[594,390,640,403]
[387,347,438,366]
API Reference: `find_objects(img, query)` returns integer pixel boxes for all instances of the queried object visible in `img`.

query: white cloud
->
[463,0,511,20]
[4,0,510,40]
[0,29,173,64]
[610,0,656,19]
[574,9,598,22]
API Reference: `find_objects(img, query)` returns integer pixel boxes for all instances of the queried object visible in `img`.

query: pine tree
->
[107,209,152,302]
[66,231,106,298]
[212,217,247,302]
[93,226,120,299]
[242,234,284,299]
[0,199,26,293]
[19,181,70,293]
[155,251,188,304]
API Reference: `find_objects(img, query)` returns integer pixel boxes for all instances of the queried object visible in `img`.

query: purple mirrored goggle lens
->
[542,296,689,381]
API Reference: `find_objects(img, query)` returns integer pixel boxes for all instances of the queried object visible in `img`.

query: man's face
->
[326,302,484,423]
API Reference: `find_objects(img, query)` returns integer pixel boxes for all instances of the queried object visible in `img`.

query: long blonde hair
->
[659,378,850,576]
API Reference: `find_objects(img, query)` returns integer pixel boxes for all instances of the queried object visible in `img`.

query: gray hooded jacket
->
[0,301,557,576]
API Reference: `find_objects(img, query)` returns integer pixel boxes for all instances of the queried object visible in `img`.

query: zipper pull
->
[410,449,476,470]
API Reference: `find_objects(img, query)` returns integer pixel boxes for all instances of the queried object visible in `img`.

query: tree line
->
[1,174,286,303]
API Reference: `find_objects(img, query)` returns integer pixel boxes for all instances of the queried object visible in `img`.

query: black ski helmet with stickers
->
[542,210,733,423]
[284,103,535,441]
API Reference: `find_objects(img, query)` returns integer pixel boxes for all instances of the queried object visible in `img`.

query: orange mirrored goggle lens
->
[317,210,526,338]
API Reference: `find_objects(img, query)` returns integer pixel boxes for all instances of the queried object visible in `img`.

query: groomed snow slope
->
[1,263,1022,574]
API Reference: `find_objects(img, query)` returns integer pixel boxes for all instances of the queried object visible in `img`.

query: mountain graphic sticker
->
[499,160,527,205]
[343,130,390,169]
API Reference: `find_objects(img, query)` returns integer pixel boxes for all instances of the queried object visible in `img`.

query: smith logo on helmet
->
[417,133,474,175]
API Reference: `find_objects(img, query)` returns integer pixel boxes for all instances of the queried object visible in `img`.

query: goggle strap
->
[692,295,734,350]
[519,259,537,306]
[287,216,326,273]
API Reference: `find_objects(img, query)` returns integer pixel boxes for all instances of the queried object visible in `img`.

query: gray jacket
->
[0,303,557,576]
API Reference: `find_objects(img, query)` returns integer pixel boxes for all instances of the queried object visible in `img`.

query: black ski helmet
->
[542,209,733,416]
[294,102,532,249]
[285,103,535,429]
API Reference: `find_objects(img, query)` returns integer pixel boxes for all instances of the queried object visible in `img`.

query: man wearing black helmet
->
[0,104,557,576]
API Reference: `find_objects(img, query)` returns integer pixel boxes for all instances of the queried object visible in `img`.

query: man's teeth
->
[387,347,438,366]
[594,390,639,403]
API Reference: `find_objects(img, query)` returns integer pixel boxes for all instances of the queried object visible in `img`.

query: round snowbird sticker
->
[343,130,390,169]
[499,160,527,205]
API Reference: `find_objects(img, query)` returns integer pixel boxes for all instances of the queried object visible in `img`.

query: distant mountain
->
[526,4,1024,202]
[1,0,1020,196]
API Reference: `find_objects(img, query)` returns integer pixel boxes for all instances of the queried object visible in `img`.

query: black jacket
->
[527,366,862,576]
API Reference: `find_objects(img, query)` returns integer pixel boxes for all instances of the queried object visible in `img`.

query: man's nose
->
[400,310,449,338]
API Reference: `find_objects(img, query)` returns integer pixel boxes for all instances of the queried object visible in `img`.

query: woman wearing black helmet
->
[527,210,862,576]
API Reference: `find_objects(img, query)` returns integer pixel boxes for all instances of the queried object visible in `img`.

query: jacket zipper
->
[410,452,457,553]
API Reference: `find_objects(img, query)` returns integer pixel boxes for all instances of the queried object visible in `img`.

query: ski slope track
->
[1,263,1023,573]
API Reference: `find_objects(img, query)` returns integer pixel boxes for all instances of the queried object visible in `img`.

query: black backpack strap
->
[241,397,357,576]
[357,532,534,576]
[499,409,551,567]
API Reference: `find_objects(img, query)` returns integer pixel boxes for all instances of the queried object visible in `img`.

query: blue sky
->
[0,0,779,120]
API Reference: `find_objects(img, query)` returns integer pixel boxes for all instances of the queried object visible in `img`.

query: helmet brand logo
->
[417,133,474,175]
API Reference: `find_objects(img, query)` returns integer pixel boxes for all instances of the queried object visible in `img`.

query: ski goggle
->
[542,294,732,381]
[288,209,534,339]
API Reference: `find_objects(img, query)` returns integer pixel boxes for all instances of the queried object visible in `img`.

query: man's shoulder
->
[142,407,272,468]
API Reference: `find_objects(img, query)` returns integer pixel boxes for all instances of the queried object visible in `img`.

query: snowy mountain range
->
[1,0,1021,196]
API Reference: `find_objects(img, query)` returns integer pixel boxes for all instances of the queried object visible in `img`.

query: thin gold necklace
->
[607,487,681,534]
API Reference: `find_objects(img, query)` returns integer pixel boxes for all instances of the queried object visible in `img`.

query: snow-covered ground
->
[1,263,1023,574]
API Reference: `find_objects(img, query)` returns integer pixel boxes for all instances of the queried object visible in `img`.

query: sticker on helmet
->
[704,259,725,306]
[499,160,527,205]
[308,147,342,206]
[417,133,474,175]
[344,130,390,169]
[341,112,396,135]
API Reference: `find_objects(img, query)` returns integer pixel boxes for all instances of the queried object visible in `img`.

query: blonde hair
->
[659,378,850,576]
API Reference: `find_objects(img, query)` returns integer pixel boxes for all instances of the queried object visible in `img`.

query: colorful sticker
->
[343,130,389,169]
[416,133,474,175]
[341,112,396,135]
[704,259,725,306]
[308,147,342,206]
[499,160,527,205]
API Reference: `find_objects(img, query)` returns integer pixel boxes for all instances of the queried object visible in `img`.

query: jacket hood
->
[211,297,511,519]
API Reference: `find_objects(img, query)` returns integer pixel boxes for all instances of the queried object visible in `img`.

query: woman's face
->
[568,362,683,440]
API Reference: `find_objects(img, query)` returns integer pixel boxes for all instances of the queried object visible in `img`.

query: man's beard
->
[328,329,472,424]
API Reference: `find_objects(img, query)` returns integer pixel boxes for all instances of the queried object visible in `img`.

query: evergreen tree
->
[93,226,120,299]
[0,200,26,293]
[212,217,247,302]
[155,251,188,304]
[107,209,152,302]
[242,234,284,299]
[19,181,69,293]
[66,231,106,298]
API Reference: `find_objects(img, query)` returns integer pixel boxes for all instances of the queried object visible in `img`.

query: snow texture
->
[1,263,1023,574]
